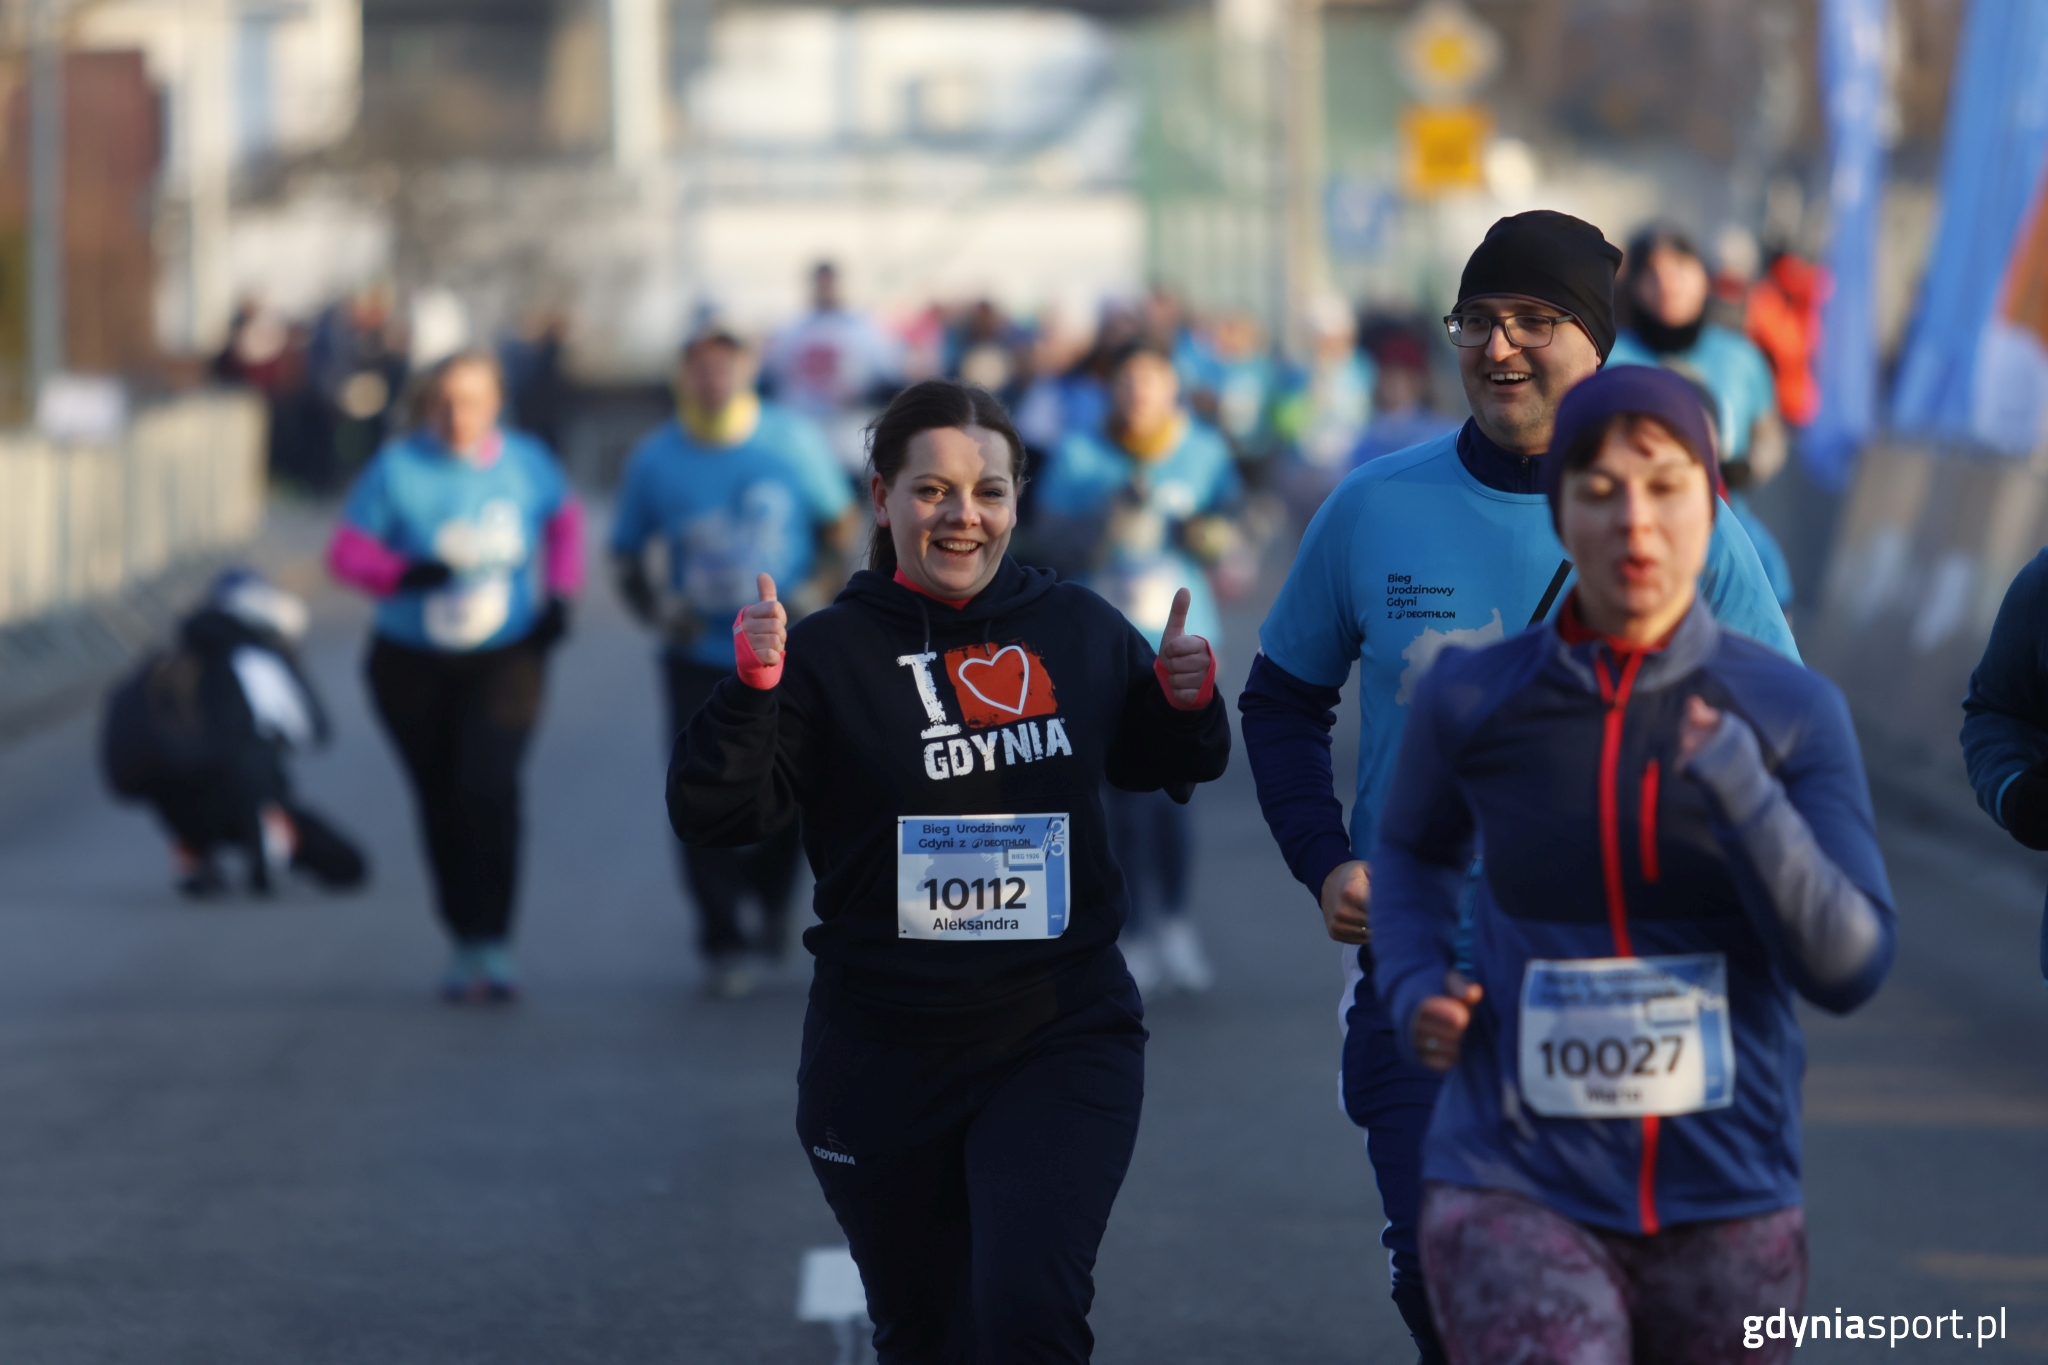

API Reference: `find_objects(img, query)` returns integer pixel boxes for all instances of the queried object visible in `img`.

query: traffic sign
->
[1398,0,1503,105]
[1401,103,1492,197]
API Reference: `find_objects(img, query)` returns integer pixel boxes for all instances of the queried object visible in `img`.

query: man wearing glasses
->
[1237,211,1795,1364]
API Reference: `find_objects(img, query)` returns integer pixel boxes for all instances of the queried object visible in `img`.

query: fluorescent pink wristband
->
[326,524,407,598]
[1155,636,1217,711]
[733,608,784,690]
[544,497,586,596]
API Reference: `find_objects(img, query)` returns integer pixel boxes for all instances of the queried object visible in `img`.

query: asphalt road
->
[1,530,2045,1364]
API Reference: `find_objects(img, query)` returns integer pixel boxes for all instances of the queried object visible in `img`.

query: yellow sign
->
[1398,0,1502,104]
[1402,104,1492,197]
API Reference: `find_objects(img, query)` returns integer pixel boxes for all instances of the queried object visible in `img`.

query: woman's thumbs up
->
[1157,587,1216,710]
[735,573,789,687]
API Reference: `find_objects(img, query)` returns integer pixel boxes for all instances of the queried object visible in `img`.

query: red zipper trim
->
[1640,759,1661,883]
[1638,1115,1663,1235]
[1593,650,1645,957]
[1594,647,1659,1235]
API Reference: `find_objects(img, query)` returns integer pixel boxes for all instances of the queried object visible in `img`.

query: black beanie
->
[1456,211,1624,361]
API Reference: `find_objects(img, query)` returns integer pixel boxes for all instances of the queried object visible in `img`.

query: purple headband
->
[1540,365,1722,523]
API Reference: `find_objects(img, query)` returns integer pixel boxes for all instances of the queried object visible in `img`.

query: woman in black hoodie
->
[670,380,1231,1363]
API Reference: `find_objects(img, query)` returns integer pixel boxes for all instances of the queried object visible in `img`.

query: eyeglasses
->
[1442,312,1579,349]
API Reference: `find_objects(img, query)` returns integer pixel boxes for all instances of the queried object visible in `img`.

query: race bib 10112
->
[1518,953,1734,1119]
[896,814,1069,941]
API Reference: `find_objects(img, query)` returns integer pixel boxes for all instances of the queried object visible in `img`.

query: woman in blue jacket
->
[1370,366,1894,1364]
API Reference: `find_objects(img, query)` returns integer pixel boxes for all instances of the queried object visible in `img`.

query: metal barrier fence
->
[0,391,266,628]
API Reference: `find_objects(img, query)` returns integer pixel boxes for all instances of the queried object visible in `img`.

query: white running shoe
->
[1159,918,1216,994]
[1121,932,1166,998]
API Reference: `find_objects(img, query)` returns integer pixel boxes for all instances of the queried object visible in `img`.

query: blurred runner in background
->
[1012,303,1099,464]
[1180,311,1278,479]
[309,283,409,487]
[1611,225,1794,608]
[327,352,583,1003]
[1272,296,1376,522]
[1239,211,1797,1365]
[944,299,1027,397]
[102,569,367,899]
[1745,250,1827,431]
[1351,327,1460,467]
[612,323,857,997]
[497,305,571,455]
[1036,343,1246,996]
[764,261,907,479]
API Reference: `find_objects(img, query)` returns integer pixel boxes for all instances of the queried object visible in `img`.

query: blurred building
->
[71,0,363,353]
[0,0,1971,395]
[168,1,1138,379]
[681,7,1141,333]
[0,49,159,413]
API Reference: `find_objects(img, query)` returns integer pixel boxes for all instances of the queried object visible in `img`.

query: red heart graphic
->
[956,645,1032,716]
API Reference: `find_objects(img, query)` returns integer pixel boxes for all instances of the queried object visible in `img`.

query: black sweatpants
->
[665,655,803,959]
[796,984,1147,1365]
[368,635,546,944]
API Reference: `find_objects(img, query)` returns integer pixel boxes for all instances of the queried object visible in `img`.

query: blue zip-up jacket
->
[1371,602,1895,1235]
[1962,548,2048,828]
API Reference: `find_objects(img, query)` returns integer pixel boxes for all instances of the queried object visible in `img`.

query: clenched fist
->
[1412,970,1484,1073]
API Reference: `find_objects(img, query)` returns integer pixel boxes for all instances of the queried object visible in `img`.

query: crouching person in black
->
[669,380,1231,1363]
[103,570,367,897]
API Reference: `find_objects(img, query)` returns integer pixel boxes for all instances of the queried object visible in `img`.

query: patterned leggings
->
[1420,1183,1807,1365]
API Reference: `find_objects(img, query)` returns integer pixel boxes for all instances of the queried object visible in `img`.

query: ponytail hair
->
[864,379,1029,574]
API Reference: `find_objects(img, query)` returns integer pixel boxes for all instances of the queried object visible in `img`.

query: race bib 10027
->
[1518,953,1734,1119]
[897,814,1070,941]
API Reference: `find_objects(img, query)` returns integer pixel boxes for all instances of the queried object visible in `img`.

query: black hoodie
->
[668,556,1231,1041]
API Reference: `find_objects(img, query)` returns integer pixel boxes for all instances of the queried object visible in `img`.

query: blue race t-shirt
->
[1608,324,1778,461]
[1610,324,1794,603]
[609,404,854,668]
[342,430,569,653]
[1258,428,1798,858]
[1038,418,1241,648]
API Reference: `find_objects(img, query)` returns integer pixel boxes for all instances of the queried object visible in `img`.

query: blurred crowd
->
[173,222,1828,1001]
[212,285,571,496]
[218,227,1825,592]
[752,230,1820,604]
[627,233,1822,994]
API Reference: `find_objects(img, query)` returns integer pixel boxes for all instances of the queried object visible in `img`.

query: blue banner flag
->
[1802,0,1889,490]
[1888,0,2048,453]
